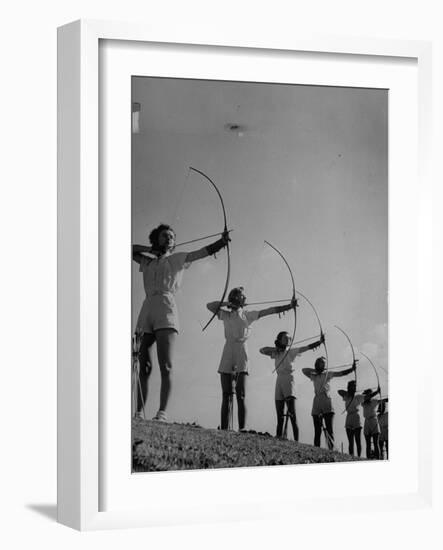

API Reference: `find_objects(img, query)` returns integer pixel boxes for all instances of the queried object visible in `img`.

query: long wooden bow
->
[189,167,231,331]
[263,240,297,373]
[359,351,381,393]
[334,325,358,413]
[297,291,328,390]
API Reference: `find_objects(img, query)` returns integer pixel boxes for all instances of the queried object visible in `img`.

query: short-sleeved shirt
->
[340,392,365,414]
[138,252,190,296]
[305,371,335,396]
[362,398,381,419]
[270,348,300,376]
[339,392,364,429]
[216,308,260,374]
[217,308,260,342]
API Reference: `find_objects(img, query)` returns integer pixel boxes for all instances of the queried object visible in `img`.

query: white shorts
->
[136,294,179,334]
[345,411,362,430]
[275,374,296,401]
[218,341,249,374]
[311,393,333,416]
[364,416,380,436]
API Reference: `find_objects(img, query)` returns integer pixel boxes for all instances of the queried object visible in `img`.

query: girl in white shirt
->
[361,387,384,459]
[302,359,355,449]
[133,224,230,422]
[338,380,365,457]
[260,331,324,440]
[378,400,389,459]
[207,287,295,431]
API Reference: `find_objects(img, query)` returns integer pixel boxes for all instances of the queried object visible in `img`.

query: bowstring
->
[242,241,267,301]
[171,167,192,227]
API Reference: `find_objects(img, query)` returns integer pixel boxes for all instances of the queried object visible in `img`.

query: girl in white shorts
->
[338,380,365,457]
[361,387,385,459]
[207,287,296,431]
[260,331,324,440]
[133,224,230,421]
[302,359,356,449]
[378,400,389,459]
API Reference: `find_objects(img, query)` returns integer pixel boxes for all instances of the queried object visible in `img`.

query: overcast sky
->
[131,76,388,452]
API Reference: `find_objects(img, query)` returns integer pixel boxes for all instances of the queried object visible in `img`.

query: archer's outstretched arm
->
[330,365,356,378]
[257,297,297,319]
[186,230,230,263]
[295,334,325,355]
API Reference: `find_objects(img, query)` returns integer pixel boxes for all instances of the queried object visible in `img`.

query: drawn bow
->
[263,240,297,373]
[189,167,231,331]
[359,351,381,394]
[334,325,358,413]
[296,291,328,390]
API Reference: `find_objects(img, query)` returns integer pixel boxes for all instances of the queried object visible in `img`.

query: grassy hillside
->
[132,418,361,472]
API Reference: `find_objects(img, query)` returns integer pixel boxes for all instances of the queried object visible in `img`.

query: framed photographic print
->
[57,19,432,530]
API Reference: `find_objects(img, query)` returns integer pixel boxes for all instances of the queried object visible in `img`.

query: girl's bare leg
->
[365,434,372,458]
[220,374,232,429]
[275,400,285,437]
[235,373,247,430]
[355,427,362,457]
[346,428,354,455]
[137,333,156,413]
[372,434,380,459]
[155,329,177,412]
[286,397,298,441]
[324,413,335,450]
[313,415,322,447]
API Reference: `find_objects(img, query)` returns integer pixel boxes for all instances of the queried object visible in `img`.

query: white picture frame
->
[57,19,433,531]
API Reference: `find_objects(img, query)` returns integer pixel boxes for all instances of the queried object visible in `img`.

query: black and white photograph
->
[130,76,389,471]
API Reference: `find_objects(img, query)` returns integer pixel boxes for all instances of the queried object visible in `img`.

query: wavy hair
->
[148,224,176,249]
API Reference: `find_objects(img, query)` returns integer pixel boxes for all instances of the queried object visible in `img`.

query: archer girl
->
[207,287,296,431]
[361,387,388,459]
[302,358,355,450]
[259,331,324,440]
[378,400,389,459]
[338,380,365,456]
[133,223,230,422]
